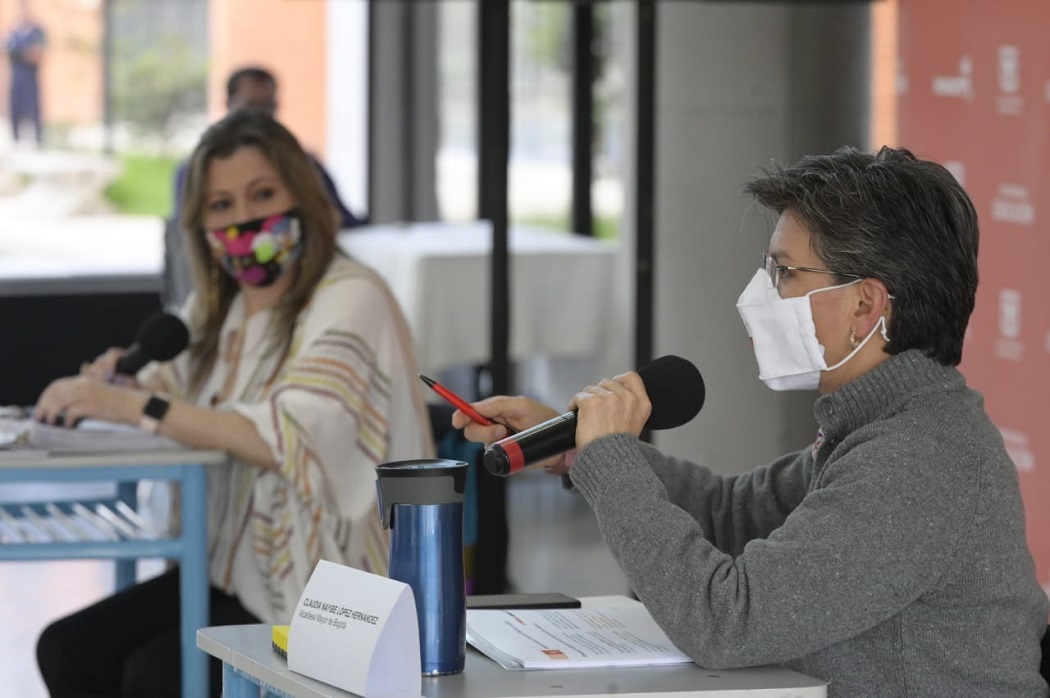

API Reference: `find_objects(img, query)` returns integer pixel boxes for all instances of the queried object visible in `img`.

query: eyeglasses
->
[762,252,864,291]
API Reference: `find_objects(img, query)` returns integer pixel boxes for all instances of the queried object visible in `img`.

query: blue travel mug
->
[376,458,467,676]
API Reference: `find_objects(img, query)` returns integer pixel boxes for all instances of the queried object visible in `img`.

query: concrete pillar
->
[635,3,871,473]
[366,0,440,223]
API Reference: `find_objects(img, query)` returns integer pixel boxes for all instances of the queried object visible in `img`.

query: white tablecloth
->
[0,212,163,296]
[338,222,619,376]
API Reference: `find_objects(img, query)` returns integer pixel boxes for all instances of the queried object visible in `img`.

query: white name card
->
[288,560,421,697]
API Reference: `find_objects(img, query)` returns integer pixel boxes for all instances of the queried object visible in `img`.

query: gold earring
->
[849,328,859,349]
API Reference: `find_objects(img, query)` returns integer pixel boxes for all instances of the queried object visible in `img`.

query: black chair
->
[427,403,508,594]
[1041,624,1049,684]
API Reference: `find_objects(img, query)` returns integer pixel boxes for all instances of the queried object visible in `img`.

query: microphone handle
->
[483,412,577,476]
[114,343,145,376]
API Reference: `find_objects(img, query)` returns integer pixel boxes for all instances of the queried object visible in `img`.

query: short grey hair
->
[744,146,978,366]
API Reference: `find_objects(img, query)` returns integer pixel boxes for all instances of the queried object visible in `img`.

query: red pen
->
[419,374,504,429]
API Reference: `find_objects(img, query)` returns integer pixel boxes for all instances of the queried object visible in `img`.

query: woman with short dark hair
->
[457,146,1048,697]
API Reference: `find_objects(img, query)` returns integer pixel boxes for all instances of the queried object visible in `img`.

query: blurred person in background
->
[5,0,46,147]
[173,65,363,230]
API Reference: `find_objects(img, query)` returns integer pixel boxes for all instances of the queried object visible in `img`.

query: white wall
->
[326,0,369,218]
[365,1,440,222]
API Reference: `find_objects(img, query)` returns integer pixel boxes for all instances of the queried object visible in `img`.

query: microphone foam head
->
[637,355,705,430]
[139,312,190,361]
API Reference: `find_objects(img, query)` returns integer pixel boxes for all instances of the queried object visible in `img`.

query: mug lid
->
[375,458,467,476]
[375,459,469,529]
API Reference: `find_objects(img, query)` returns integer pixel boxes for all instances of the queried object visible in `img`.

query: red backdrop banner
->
[898,0,1050,604]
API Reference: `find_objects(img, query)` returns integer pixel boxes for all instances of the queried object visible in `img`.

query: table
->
[199,624,826,698]
[0,212,163,297]
[0,448,227,698]
[338,222,619,376]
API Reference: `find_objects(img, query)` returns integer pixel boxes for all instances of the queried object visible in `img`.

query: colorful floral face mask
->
[207,210,303,287]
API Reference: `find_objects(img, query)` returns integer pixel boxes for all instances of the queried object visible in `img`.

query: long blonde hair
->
[178,110,340,396]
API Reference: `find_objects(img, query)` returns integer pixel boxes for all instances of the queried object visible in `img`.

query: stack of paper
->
[0,418,182,454]
[0,501,165,544]
[466,599,693,670]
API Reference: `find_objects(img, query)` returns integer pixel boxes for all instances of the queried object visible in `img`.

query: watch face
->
[144,395,171,420]
[141,395,170,434]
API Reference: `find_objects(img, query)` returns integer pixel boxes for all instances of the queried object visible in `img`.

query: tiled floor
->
[504,470,629,598]
[0,473,627,696]
[0,559,114,697]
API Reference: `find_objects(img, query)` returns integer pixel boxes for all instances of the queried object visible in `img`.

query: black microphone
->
[483,355,705,476]
[115,311,190,376]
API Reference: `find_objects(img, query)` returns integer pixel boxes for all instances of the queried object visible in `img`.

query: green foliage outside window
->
[110,34,207,152]
[103,154,180,217]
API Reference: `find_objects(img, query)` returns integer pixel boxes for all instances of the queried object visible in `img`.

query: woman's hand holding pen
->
[420,374,554,442]
[421,375,567,475]
[453,396,574,477]
[451,395,558,444]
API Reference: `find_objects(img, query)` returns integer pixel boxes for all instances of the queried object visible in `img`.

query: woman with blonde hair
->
[34,110,433,697]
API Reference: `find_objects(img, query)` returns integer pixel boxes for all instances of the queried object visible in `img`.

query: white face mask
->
[735,269,889,391]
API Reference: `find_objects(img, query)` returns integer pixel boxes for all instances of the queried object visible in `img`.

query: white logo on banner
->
[996,289,1024,361]
[996,45,1023,115]
[897,58,909,95]
[991,184,1034,225]
[998,45,1020,93]
[932,55,974,101]
[943,160,966,186]
[999,289,1021,338]
[1000,428,1035,473]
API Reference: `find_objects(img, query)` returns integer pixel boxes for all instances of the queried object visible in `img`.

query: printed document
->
[0,418,181,454]
[466,599,693,670]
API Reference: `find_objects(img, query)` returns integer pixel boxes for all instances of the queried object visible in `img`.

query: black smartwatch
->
[140,394,171,434]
